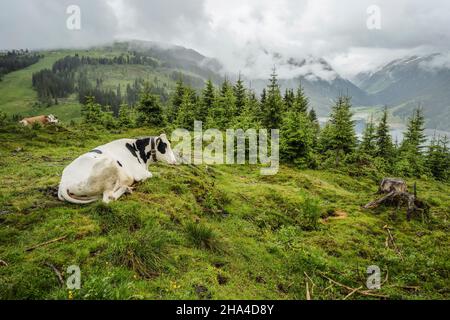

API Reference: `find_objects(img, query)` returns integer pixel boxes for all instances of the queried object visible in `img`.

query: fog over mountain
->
[113,40,450,130]
[1,0,450,78]
[1,0,449,129]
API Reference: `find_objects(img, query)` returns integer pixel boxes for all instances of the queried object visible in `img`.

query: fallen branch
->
[25,235,68,252]
[383,225,404,260]
[382,268,389,286]
[319,272,388,299]
[305,280,311,300]
[343,286,363,300]
[45,262,64,287]
[0,259,8,267]
[304,272,315,299]
[363,191,395,209]
[390,284,420,291]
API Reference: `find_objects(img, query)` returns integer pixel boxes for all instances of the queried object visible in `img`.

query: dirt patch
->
[321,209,348,223]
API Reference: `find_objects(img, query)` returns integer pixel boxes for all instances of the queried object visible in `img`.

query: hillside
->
[355,54,450,131]
[0,42,224,122]
[0,124,449,300]
[247,55,370,117]
[1,43,449,132]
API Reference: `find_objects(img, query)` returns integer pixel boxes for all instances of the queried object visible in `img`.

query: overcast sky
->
[1,0,449,79]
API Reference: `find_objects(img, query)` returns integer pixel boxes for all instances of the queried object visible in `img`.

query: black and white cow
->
[58,134,177,204]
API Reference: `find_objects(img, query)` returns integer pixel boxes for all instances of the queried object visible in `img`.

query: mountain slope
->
[356,54,450,130]
[0,42,225,121]
[0,124,448,299]
[248,56,370,115]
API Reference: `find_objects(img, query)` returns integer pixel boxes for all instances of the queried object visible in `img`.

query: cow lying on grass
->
[58,134,177,204]
[20,114,59,126]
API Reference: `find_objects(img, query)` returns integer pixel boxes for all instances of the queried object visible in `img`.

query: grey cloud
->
[1,0,450,78]
[420,53,450,71]
[0,0,118,50]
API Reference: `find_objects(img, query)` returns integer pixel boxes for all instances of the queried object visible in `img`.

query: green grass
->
[0,48,200,124]
[0,123,448,300]
[0,51,83,120]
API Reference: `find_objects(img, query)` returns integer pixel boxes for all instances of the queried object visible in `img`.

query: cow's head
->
[46,114,59,124]
[154,134,177,165]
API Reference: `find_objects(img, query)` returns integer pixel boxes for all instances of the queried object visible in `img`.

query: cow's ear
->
[156,138,167,154]
[160,133,167,141]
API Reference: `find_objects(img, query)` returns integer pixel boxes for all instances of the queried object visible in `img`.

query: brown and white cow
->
[19,114,59,126]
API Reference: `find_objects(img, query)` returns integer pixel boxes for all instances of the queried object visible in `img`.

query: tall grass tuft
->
[185,222,220,251]
[108,222,170,278]
[300,196,321,231]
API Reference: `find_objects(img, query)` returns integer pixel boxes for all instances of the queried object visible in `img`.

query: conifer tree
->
[205,80,235,129]
[259,88,267,123]
[198,79,215,122]
[233,74,247,115]
[359,115,377,157]
[427,135,450,181]
[283,88,295,111]
[375,106,394,161]
[401,107,427,154]
[396,107,428,176]
[280,110,315,168]
[137,84,164,126]
[232,91,261,130]
[318,123,335,155]
[261,68,284,129]
[327,95,356,166]
[168,79,185,122]
[117,103,134,128]
[294,84,309,114]
[176,89,197,130]
[308,107,320,147]
[81,96,103,125]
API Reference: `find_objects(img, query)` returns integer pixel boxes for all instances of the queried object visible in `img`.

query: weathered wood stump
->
[378,178,407,193]
[364,178,430,221]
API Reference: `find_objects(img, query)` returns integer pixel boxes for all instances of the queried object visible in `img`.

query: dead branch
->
[303,271,316,296]
[44,262,64,287]
[383,225,404,260]
[0,259,8,267]
[382,268,389,286]
[390,285,420,291]
[343,286,363,300]
[363,191,395,209]
[305,280,311,300]
[25,235,68,252]
[319,272,389,299]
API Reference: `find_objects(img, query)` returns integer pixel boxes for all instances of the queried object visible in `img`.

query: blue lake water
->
[318,116,450,145]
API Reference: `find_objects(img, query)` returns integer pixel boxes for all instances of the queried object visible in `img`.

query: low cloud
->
[419,53,450,71]
[0,0,118,50]
[1,0,450,78]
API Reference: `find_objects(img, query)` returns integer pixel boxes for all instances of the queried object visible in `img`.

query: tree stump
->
[378,178,407,193]
[364,178,430,222]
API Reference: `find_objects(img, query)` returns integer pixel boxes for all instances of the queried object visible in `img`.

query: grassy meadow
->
[0,123,448,300]
[0,48,449,300]
[0,47,182,123]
